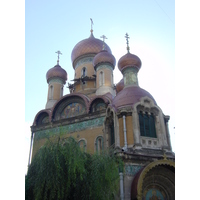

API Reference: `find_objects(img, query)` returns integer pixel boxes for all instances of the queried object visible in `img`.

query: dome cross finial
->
[55,50,62,64]
[125,33,130,53]
[90,18,94,33]
[100,35,108,50]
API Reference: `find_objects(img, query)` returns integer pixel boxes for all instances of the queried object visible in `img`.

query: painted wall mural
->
[95,102,106,111]
[60,103,86,119]
[143,188,166,200]
[41,116,49,124]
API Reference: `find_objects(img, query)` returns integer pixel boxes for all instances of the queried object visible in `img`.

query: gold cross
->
[90,18,94,31]
[125,33,130,53]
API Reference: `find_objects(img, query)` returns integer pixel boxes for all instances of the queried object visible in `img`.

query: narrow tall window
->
[99,71,104,86]
[78,140,86,152]
[60,86,63,98]
[49,85,53,99]
[82,67,87,77]
[139,111,156,138]
[96,136,104,154]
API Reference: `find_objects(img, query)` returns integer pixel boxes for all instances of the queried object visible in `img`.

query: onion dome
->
[112,86,156,109]
[71,32,112,67]
[118,53,142,72]
[118,33,142,72]
[116,78,124,93]
[93,49,116,69]
[46,63,67,84]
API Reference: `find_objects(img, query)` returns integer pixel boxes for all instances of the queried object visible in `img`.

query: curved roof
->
[118,52,142,72]
[71,32,112,67]
[33,109,51,126]
[112,86,157,109]
[46,64,67,83]
[93,49,116,69]
[51,93,90,119]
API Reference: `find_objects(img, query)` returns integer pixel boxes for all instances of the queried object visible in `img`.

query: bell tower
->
[45,51,67,109]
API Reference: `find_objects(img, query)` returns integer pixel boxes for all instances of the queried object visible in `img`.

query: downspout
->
[119,172,124,200]
[28,132,34,168]
[123,115,127,151]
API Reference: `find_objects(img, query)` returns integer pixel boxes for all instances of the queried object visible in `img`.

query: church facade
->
[29,27,175,200]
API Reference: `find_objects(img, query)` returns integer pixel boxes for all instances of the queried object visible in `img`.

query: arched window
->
[78,139,86,152]
[82,67,87,77]
[96,136,104,154]
[99,71,104,86]
[49,85,53,99]
[139,111,156,138]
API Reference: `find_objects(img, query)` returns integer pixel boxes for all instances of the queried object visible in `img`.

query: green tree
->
[25,137,123,200]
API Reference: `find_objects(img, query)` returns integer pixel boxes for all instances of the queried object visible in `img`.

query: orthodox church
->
[29,24,175,200]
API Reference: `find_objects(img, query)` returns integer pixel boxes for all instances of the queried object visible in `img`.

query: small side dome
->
[118,52,142,72]
[93,49,116,69]
[116,78,124,93]
[46,64,67,84]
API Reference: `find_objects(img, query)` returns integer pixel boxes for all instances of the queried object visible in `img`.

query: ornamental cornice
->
[96,64,113,71]
[116,106,133,117]
[48,77,65,85]
[74,56,94,70]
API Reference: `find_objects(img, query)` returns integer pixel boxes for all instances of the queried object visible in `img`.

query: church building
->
[29,24,175,200]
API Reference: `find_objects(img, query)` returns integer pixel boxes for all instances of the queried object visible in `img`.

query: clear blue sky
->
[25,0,175,173]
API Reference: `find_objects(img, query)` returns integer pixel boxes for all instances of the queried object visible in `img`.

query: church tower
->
[70,21,112,97]
[45,51,67,109]
[93,35,116,96]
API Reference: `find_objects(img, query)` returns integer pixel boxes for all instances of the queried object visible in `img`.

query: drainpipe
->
[119,172,124,200]
[123,115,127,151]
[28,132,34,168]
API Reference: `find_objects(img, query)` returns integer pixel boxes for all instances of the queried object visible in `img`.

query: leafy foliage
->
[25,137,123,200]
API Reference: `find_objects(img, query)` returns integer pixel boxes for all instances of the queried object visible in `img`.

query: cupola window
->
[49,85,53,99]
[82,67,87,77]
[99,71,104,86]
[139,111,157,138]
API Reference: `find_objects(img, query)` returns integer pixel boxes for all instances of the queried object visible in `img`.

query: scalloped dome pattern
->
[71,33,112,66]
[46,64,67,83]
[118,52,142,72]
[93,49,116,68]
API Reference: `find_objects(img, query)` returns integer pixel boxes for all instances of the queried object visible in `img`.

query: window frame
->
[139,111,157,138]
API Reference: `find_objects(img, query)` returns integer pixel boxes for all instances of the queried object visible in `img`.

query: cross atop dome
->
[55,50,62,64]
[90,18,94,33]
[125,33,130,53]
[100,35,108,50]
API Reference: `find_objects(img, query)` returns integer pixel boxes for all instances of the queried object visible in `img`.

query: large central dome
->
[71,32,112,67]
